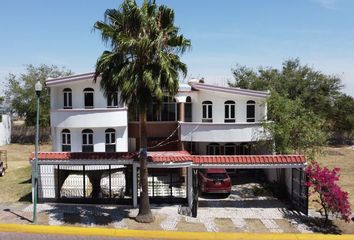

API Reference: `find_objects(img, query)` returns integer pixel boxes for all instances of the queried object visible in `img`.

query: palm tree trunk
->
[136,111,154,223]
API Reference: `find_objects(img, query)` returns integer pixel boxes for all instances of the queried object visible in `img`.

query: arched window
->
[224,143,236,155]
[62,129,71,152]
[83,88,94,109]
[185,96,192,122]
[247,100,256,122]
[207,143,220,155]
[82,129,93,152]
[107,91,119,108]
[202,101,212,122]
[105,128,116,152]
[63,88,72,109]
[224,100,235,123]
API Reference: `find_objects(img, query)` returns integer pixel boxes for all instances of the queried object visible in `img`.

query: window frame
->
[107,91,119,108]
[83,88,94,109]
[61,129,71,152]
[247,100,256,122]
[206,143,220,155]
[202,101,213,122]
[105,128,116,152]
[184,96,192,122]
[63,88,72,109]
[224,100,236,123]
[224,143,236,155]
[82,129,94,152]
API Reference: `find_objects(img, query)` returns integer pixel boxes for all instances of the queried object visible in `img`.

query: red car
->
[198,168,231,194]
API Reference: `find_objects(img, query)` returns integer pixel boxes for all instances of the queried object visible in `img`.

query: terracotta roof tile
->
[30,151,305,165]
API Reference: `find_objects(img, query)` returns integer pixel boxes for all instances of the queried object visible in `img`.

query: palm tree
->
[94,0,191,223]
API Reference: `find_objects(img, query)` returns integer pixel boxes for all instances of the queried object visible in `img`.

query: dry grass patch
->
[0,144,51,203]
[274,219,299,233]
[244,219,269,233]
[176,217,206,232]
[311,146,354,210]
[214,218,241,232]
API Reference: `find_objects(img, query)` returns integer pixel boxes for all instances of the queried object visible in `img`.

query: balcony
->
[51,108,127,128]
[179,122,270,142]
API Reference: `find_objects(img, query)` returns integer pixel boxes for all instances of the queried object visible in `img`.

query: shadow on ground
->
[280,208,342,234]
[45,205,130,226]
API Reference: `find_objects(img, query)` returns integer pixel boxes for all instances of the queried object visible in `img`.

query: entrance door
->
[291,168,308,215]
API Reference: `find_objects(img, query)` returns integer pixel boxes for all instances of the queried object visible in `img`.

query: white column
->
[187,167,193,208]
[31,161,35,203]
[133,163,138,208]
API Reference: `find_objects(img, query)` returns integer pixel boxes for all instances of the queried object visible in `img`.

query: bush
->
[306,162,352,223]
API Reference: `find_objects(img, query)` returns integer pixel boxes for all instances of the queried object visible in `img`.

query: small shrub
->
[306,162,352,223]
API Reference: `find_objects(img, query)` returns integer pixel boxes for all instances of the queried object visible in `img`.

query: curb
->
[0,224,353,240]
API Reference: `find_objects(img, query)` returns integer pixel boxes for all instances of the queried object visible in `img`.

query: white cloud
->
[312,0,341,9]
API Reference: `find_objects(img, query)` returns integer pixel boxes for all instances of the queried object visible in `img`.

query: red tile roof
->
[147,151,192,163]
[30,152,137,161]
[31,151,305,165]
[192,155,305,165]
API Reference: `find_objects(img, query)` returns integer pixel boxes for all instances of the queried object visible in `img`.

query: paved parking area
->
[0,182,313,233]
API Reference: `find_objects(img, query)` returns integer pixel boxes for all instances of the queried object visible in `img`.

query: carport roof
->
[31,151,305,165]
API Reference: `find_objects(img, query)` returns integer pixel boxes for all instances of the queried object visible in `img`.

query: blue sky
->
[0,0,353,96]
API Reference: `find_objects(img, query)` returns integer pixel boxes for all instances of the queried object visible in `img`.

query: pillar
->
[179,102,185,122]
[187,167,193,208]
[133,163,138,208]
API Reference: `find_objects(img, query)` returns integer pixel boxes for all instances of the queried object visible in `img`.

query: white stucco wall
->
[50,78,116,110]
[0,114,11,146]
[178,89,267,123]
[52,126,128,152]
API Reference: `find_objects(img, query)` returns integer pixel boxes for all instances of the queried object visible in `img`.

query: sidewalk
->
[0,201,314,233]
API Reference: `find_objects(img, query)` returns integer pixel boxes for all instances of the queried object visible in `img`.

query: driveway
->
[0,182,313,233]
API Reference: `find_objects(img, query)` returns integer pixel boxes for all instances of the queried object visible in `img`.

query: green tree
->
[230,59,342,117]
[330,94,354,143]
[94,0,190,223]
[265,92,327,160]
[5,64,72,126]
[229,59,350,146]
[0,96,4,105]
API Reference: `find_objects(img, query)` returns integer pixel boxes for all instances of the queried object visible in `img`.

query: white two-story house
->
[32,73,308,215]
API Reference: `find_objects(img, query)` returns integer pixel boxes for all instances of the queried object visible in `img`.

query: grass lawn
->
[313,146,354,210]
[0,143,51,203]
[310,146,354,234]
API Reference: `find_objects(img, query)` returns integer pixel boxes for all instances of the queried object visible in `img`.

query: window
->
[224,143,236,155]
[82,129,93,152]
[83,88,94,109]
[62,129,71,152]
[107,91,119,108]
[207,143,220,155]
[247,100,256,122]
[105,128,116,152]
[147,96,177,121]
[202,101,212,122]
[236,144,251,155]
[224,100,235,123]
[185,96,192,122]
[63,88,72,109]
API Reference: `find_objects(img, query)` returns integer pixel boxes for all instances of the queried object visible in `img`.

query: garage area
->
[189,155,308,216]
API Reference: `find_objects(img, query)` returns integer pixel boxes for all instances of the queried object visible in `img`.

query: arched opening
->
[83,88,94,109]
[105,128,116,152]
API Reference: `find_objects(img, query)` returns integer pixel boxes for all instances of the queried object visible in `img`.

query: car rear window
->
[207,173,228,179]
